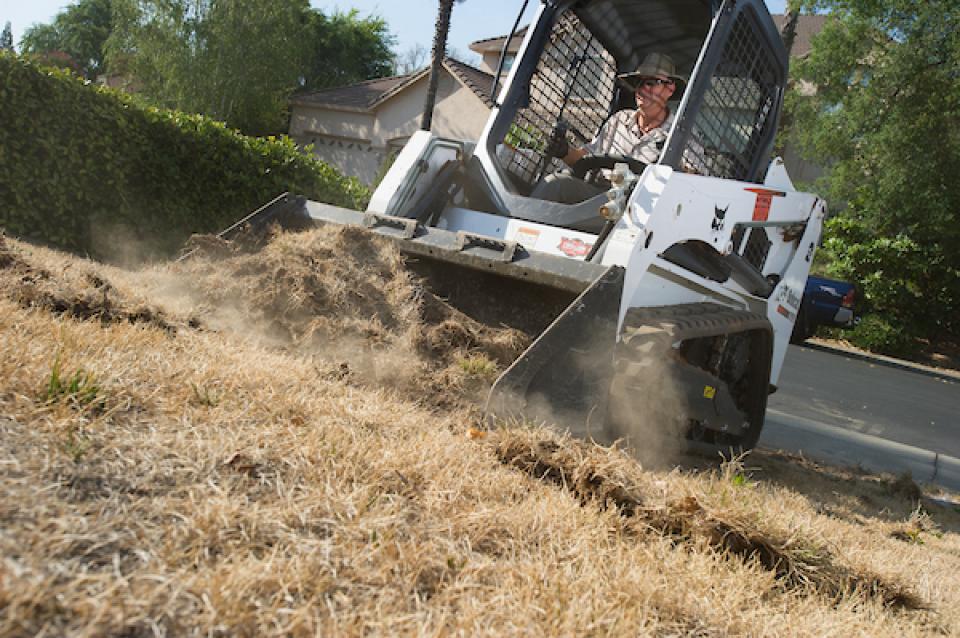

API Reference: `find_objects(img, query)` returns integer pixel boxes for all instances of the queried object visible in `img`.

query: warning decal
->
[744,187,787,222]
[558,237,593,257]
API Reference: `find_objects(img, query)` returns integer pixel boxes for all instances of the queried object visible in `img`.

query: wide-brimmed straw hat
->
[617,52,687,96]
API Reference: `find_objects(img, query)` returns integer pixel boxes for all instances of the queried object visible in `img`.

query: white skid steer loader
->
[222,0,824,454]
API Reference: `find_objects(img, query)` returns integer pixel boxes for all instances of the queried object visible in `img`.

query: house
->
[289,16,826,186]
[469,26,527,76]
[772,13,828,59]
[288,58,499,185]
[287,29,526,185]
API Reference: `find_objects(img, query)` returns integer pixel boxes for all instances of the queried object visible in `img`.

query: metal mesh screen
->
[733,226,773,272]
[683,10,779,182]
[495,11,618,190]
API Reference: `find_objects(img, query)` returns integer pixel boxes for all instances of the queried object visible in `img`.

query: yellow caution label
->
[703,385,716,399]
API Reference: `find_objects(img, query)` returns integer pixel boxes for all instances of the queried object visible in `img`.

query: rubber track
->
[612,302,774,450]
[620,302,772,348]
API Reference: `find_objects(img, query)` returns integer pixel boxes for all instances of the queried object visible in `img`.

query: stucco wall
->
[289,108,375,142]
[376,73,489,143]
[308,137,387,186]
[289,70,492,185]
[479,52,499,75]
[478,50,516,76]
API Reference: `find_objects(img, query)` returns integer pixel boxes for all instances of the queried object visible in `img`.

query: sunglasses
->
[635,78,675,88]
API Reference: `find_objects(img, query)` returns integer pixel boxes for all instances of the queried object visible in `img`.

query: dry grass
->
[1,231,959,636]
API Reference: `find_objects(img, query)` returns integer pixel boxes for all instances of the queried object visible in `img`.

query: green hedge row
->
[0,53,369,261]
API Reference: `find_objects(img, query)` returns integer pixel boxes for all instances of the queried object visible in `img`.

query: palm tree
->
[780,0,801,57]
[421,0,464,130]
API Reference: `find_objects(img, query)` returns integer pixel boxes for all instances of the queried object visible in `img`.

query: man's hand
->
[544,130,569,159]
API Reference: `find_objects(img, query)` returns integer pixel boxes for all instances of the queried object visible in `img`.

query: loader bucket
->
[207,193,626,434]
[484,266,624,433]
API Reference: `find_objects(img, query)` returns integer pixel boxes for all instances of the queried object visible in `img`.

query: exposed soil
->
[0,234,189,334]
[493,430,926,610]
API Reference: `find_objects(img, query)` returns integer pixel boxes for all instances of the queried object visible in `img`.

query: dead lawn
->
[1,231,959,637]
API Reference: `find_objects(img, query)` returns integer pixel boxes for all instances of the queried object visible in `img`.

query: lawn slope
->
[1,231,958,636]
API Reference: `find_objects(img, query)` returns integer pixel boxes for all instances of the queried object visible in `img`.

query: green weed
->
[456,354,498,380]
[190,382,220,407]
[43,353,103,410]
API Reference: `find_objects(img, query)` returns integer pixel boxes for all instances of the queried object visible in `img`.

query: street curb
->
[761,409,960,493]
[801,341,960,383]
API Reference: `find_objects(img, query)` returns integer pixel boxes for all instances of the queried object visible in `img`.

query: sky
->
[3,0,789,60]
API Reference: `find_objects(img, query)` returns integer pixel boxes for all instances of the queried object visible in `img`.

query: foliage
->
[0,53,368,261]
[25,0,396,135]
[44,352,102,409]
[19,0,113,79]
[785,0,960,352]
[505,123,545,152]
[1,22,12,51]
[301,9,395,91]
[107,0,309,136]
[848,314,920,357]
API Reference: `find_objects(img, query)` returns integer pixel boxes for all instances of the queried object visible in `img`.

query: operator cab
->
[465,0,787,233]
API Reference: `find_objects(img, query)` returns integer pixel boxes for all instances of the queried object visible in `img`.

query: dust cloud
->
[606,347,694,468]
[510,326,695,469]
[136,226,530,409]
[1,222,707,462]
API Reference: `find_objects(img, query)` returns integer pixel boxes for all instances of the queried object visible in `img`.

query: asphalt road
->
[769,345,960,456]
[761,344,960,490]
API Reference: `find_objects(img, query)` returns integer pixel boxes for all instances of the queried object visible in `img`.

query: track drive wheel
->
[607,303,773,458]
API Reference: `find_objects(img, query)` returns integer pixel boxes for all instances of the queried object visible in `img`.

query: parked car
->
[791,275,858,343]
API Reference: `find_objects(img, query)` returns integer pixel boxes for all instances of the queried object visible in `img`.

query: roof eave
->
[288,100,374,114]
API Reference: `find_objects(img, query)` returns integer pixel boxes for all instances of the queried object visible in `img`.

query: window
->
[496,10,618,188]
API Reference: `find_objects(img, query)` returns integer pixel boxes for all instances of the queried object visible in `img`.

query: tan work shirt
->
[584,109,703,171]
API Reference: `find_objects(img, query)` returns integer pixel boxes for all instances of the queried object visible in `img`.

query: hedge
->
[0,52,369,261]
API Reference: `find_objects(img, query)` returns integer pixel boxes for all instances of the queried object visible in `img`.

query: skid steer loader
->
[224,0,824,454]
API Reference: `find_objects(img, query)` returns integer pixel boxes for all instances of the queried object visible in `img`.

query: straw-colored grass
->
[1,231,958,636]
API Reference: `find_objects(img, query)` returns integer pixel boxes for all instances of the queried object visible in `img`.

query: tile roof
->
[290,58,495,112]
[772,14,829,59]
[444,58,496,107]
[469,26,528,53]
[289,73,417,111]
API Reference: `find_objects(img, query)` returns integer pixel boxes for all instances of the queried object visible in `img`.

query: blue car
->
[791,275,858,343]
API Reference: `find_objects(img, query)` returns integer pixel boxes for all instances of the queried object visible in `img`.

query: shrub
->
[848,314,920,358]
[0,53,369,261]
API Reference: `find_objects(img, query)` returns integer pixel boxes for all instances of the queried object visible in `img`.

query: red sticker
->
[776,304,794,320]
[558,237,592,257]
[745,188,787,222]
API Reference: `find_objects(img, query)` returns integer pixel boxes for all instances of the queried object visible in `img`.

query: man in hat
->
[532,52,697,204]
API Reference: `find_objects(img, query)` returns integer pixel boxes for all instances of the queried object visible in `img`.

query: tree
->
[394,43,429,76]
[302,9,395,90]
[19,0,113,78]
[108,0,311,135]
[0,22,12,51]
[422,0,465,131]
[779,0,801,56]
[106,1,395,134]
[786,0,960,354]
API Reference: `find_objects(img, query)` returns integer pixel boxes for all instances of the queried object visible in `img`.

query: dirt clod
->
[166,227,530,407]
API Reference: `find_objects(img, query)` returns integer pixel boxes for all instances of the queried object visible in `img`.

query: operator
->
[531,52,691,204]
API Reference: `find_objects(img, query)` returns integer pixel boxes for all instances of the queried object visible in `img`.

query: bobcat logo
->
[712,205,728,231]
